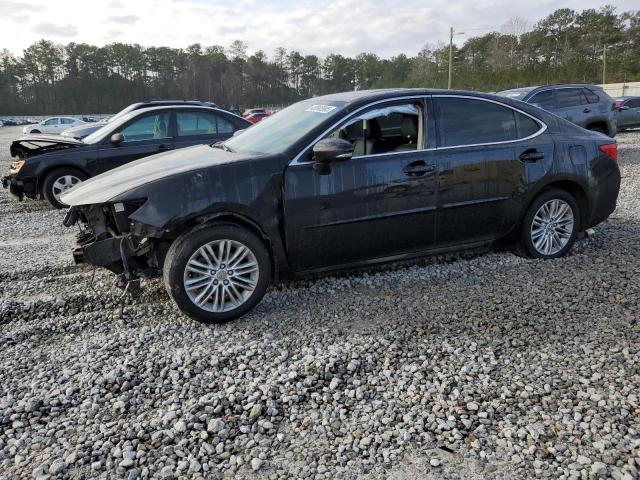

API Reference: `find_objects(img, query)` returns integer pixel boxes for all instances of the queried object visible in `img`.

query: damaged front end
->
[64,200,171,291]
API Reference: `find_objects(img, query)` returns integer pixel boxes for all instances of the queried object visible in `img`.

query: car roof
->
[307,88,528,105]
[127,105,226,114]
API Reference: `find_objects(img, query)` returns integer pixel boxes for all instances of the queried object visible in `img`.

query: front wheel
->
[42,167,88,209]
[163,224,272,323]
[520,189,579,259]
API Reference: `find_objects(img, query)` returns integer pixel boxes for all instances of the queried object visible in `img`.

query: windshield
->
[225,99,348,155]
[82,111,138,144]
[107,104,138,124]
[497,88,533,100]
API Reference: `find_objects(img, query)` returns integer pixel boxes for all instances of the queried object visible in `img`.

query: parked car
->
[61,100,220,139]
[3,105,250,208]
[23,117,86,135]
[245,112,270,124]
[497,84,618,137]
[60,89,621,323]
[242,108,269,118]
[615,96,640,130]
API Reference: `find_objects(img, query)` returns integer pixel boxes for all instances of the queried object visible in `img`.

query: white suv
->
[23,117,85,135]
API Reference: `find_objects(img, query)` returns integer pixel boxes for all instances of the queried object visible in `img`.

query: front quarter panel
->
[114,155,290,269]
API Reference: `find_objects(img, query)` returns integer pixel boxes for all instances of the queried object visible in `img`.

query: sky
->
[0,0,638,58]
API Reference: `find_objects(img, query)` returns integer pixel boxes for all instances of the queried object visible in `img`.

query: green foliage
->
[0,6,638,115]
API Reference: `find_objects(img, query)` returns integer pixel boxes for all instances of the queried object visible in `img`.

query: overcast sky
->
[1,0,638,58]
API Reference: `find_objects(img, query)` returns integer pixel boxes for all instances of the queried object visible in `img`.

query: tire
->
[163,224,272,323]
[42,167,88,209]
[31,129,41,134]
[588,126,606,135]
[520,188,579,259]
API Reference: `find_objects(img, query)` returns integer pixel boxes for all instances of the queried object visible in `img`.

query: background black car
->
[615,96,640,130]
[61,100,221,139]
[3,105,250,208]
[62,89,621,323]
[497,84,618,137]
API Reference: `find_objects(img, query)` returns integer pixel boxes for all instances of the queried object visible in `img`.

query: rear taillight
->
[599,143,617,161]
[613,100,622,111]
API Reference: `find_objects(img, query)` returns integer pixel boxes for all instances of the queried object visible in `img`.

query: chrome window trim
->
[431,94,547,150]
[289,95,428,166]
[289,94,547,165]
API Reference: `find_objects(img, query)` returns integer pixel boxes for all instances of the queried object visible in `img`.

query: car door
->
[527,89,555,113]
[42,118,60,134]
[555,88,589,126]
[620,98,640,128]
[94,110,173,174]
[283,99,438,272]
[173,109,238,149]
[433,95,552,246]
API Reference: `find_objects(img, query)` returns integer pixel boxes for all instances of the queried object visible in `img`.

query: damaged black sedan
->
[2,105,249,208]
[62,89,621,323]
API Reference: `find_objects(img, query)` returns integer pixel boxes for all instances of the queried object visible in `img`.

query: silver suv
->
[498,84,617,137]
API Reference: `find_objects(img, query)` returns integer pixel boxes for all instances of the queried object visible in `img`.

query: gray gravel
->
[0,124,639,479]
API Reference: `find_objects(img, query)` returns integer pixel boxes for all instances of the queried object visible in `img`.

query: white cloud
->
[1,0,638,58]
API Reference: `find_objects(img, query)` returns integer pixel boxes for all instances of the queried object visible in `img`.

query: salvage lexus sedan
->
[61,89,621,323]
[3,105,250,208]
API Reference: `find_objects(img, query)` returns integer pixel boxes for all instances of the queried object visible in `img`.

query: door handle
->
[519,150,544,162]
[403,161,436,177]
[157,144,172,151]
[583,108,591,113]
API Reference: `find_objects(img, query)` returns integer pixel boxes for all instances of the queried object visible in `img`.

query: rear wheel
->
[520,189,579,259]
[588,125,607,135]
[163,224,271,323]
[42,167,88,209]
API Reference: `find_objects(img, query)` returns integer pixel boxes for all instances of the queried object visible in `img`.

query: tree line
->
[0,6,638,115]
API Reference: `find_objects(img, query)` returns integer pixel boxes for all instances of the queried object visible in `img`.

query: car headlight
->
[10,160,25,173]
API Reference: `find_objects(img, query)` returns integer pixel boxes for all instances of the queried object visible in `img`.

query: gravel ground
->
[0,124,638,480]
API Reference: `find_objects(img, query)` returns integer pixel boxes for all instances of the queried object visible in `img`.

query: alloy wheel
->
[52,175,81,203]
[530,199,574,256]
[183,239,259,312]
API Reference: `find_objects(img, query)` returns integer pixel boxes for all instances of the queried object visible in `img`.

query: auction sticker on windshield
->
[306,105,337,113]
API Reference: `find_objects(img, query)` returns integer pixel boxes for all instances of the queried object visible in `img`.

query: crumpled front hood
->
[61,144,252,206]
[10,135,84,158]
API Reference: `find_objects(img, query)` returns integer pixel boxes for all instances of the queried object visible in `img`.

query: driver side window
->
[326,103,423,157]
[120,112,170,142]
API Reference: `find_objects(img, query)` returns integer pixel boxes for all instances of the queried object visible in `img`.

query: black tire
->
[42,167,88,209]
[31,129,41,134]
[520,188,579,259]
[163,224,272,323]
[588,125,607,135]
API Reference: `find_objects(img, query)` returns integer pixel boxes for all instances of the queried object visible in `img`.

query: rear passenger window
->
[583,88,600,104]
[515,113,542,138]
[177,111,218,136]
[557,88,585,108]
[436,97,518,147]
[529,90,554,109]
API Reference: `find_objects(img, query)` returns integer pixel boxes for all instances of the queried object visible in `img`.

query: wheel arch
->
[172,210,287,280]
[585,121,609,135]
[524,178,590,231]
[37,164,91,197]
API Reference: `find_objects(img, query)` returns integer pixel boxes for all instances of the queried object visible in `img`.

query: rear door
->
[555,88,589,127]
[94,110,173,174]
[433,96,552,246]
[174,109,239,149]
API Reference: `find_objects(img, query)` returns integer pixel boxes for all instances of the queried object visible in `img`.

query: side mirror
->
[313,138,354,164]
[111,133,124,145]
[620,105,629,111]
